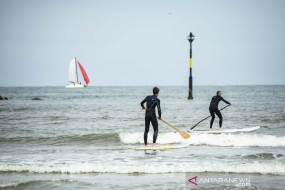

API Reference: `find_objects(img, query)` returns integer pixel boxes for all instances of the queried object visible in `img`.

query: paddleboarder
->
[209,91,231,131]
[140,87,161,147]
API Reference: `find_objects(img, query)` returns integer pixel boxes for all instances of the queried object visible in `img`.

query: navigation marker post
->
[187,32,195,100]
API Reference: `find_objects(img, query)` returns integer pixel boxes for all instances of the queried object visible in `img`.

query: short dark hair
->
[153,87,160,95]
[217,91,221,95]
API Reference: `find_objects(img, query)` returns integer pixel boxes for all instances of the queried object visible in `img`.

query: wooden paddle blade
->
[179,131,190,139]
[159,118,191,139]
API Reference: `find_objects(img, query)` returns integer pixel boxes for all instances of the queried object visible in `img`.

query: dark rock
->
[0,96,8,100]
[31,97,42,100]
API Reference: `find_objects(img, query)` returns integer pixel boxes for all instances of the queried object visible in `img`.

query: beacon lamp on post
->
[187,32,195,100]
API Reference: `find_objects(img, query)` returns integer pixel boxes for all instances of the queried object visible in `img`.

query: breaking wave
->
[2,132,285,147]
[0,162,284,175]
[119,132,285,147]
[0,179,83,188]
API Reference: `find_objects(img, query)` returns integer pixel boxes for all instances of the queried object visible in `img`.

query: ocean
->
[0,86,285,189]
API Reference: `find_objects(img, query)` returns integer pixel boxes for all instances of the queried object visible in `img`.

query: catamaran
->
[66,58,90,88]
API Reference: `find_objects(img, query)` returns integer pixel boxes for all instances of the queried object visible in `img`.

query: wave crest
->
[0,162,284,175]
[119,132,285,147]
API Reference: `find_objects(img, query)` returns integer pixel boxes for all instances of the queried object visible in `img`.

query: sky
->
[0,0,285,86]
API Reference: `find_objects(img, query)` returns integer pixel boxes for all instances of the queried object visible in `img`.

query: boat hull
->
[66,83,87,88]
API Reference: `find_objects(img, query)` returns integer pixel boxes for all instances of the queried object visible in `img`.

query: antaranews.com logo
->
[187,175,251,187]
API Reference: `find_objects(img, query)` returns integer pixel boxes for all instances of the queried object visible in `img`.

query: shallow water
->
[0,86,285,189]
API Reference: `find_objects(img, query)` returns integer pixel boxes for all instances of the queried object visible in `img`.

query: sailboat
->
[66,58,90,88]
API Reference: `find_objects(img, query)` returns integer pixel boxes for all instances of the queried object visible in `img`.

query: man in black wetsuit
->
[209,91,231,131]
[140,87,161,147]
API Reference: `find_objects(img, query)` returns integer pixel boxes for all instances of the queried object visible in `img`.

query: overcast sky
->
[0,0,284,86]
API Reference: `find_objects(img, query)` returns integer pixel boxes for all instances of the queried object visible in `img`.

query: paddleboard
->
[127,143,190,151]
[189,126,260,134]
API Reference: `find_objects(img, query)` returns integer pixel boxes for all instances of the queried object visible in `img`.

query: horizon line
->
[1,84,285,87]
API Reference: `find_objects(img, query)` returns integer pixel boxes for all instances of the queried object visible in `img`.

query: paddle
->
[190,104,230,130]
[158,117,190,139]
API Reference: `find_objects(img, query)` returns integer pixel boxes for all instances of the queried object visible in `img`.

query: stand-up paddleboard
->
[189,126,260,134]
[127,143,190,151]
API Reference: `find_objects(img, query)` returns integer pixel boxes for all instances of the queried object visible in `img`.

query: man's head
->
[153,87,160,96]
[217,91,221,96]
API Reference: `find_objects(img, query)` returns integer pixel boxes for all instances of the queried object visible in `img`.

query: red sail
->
[77,61,90,84]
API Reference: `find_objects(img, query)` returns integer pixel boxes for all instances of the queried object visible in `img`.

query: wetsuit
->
[140,95,161,145]
[209,96,230,128]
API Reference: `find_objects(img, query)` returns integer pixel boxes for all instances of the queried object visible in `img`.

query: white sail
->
[69,58,78,83]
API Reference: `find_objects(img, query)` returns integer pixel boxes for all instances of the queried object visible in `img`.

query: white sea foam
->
[0,181,22,188]
[0,162,284,175]
[119,132,185,144]
[119,132,285,147]
[0,179,78,188]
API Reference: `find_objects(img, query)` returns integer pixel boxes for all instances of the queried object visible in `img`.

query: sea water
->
[0,86,285,189]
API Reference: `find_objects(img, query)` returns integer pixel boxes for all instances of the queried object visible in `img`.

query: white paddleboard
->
[127,143,190,151]
[189,126,260,134]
